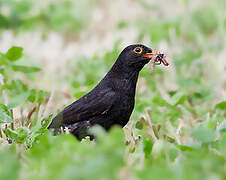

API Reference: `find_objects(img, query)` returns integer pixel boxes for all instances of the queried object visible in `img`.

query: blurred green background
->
[0,0,225,180]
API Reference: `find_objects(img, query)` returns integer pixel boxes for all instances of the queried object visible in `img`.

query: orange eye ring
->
[133,47,143,54]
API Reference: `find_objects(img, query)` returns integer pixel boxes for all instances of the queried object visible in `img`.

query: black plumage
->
[48,44,154,140]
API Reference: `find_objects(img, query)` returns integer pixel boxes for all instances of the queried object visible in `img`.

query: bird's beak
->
[142,50,159,59]
[142,53,153,59]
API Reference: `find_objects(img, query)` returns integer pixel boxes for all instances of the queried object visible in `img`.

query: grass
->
[0,0,226,179]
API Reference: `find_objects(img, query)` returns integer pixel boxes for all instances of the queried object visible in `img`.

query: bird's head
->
[116,44,155,71]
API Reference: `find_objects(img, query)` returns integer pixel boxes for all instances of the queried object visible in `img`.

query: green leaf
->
[0,53,9,65]
[28,89,36,102]
[12,65,41,73]
[0,104,13,123]
[152,95,171,107]
[143,137,154,159]
[219,122,226,134]
[215,101,226,111]
[176,145,194,151]
[135,117,145,130]
[171,92,187,105]
[6,127,29,143]
[37,90,47,103]
[0,109,13,123]
[5,128,20,140]
[167,136,176,143]
[5,46,23,61]
[32,113,53,134]
[190,126,216,143]
[0,104,10,116]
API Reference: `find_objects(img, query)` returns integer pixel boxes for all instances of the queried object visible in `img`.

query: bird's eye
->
[133,47,143,54]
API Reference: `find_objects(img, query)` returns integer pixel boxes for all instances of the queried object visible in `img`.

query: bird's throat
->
[107,67,139,95]
[102,59,140,96]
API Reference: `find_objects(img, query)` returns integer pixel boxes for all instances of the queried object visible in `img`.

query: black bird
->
[48,44,154,140]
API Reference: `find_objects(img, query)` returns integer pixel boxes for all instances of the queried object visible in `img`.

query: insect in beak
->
[154,51,169,66]
[143,51,169,66]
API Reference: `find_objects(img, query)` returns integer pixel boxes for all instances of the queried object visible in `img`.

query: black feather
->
[48,44,152,140]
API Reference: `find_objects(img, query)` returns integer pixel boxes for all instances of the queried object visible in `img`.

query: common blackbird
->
[49,44,156,140]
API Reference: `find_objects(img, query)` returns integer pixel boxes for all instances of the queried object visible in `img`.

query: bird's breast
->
[110,91,135,127]
[102,71,139,127]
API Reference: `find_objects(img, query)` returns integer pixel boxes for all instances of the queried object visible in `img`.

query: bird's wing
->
[49,89,117,128]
